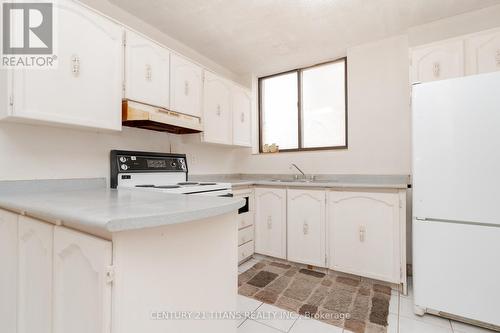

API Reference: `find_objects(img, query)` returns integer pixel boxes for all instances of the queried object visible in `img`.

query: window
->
[259,58,347,152]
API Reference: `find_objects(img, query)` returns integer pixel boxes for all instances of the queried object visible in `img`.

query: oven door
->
[188,189,233,197]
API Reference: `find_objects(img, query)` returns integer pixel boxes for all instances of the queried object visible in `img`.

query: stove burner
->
[155,185,181,189]
[177,182,199,186]
[199,182,216,185]
[135,184,156,188]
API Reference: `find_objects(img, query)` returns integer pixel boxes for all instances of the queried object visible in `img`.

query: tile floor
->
[237,258,497,333]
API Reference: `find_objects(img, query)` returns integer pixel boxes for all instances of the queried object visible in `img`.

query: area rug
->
[238,259,393,333]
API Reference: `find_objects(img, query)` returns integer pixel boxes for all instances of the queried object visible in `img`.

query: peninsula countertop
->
[0,179,245,239]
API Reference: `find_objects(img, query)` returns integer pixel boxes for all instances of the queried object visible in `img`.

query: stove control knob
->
[171,162,177,167]
[121,164,128,170]
[119,156,127,163]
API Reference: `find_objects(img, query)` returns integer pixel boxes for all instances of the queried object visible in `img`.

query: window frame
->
[258,57,348,153]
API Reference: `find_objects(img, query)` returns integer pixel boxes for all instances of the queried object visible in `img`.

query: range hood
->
[122,100,203,134]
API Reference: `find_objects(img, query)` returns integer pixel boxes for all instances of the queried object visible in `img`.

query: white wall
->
[0,122,241,182]
[239,35,411,175]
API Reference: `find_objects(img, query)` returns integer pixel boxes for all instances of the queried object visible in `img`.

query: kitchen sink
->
[269,179,339,183]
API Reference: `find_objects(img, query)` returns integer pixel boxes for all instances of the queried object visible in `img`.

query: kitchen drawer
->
[238,241,254,263]
[238,225,254,246]
[238,212,254,230]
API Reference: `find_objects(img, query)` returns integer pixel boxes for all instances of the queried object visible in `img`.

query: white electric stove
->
[110,150,232,197]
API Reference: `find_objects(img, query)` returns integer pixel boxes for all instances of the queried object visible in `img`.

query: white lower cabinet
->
[287,189,326,267]
[0,209,18,333]
[254,187,287,259]
[18,216,54,333]
[0,209,112,333]
[53,226,112,333]
[327,190,402,283]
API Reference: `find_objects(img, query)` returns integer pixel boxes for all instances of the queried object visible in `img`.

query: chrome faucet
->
[290,163,306,179]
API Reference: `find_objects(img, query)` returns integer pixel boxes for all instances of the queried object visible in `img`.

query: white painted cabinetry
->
[234,188,255,263]
[254,187,287,259]
[202,71,233,145]
[18,216,53,333]
[0,209,112,333]
[125,30,170,108]
[287,189,326,267]
[53,226,112,333]
[411,28,500,84]
[4,1,123,131]
[327,190,403,283]
[170,54,203,117]
[465,28,500,75]
[411,40,464,83]
[232,86,252,147]
[0,209,18,333]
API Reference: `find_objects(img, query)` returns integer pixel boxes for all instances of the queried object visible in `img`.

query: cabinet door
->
[328,191,400,283]
[170,54,202,117]
[203,71,232,144]
[411,40,464,83]
[18,216,53,333]
[0,209,18,333]
[287,189,326,267]
[125,30,170,108]
[254,187,286,259]
[232,86,252,147]
[10,1,123,131]
[53,226,112,333]
[465,28,500,75]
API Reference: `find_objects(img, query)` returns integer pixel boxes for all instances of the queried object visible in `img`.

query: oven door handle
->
[218,193,234,198]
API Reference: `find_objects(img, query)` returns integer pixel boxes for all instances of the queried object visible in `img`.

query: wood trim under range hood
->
[122,100,203,134]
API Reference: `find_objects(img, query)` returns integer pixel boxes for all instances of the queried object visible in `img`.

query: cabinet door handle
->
[359,225,366,242]
[241,112,245,123]
[184,81,189,95]
[432,62,440,78]
[496,50,500,67]
[266,216,272,229]
[216,104,221,116]
[145,64,152,81]
[71,55,80,77]
[303,220,309,235]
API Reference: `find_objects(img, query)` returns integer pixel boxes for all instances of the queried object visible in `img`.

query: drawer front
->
[238,225,254,246]
[238,212,254,230]
[238,241,254,262]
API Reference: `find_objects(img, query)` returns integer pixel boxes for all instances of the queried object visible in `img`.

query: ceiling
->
[110,0,500,77]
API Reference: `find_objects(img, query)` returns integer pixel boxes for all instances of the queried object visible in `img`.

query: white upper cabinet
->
[328,190,401,283]
[465,28,500,75]
[254,188,287,259]
[0,209,18,333]
[18,216,53,333]
[411,40,464,83]
[53,226,112,333]
[170,54,203,117]
[125,30,170,108]
[287,189,326,267]
[6,1,123,131]
[202,71,232,144]
[232,85,252,147]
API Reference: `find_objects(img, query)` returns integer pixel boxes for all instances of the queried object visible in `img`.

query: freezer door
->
[412,71,500,225]
[413,219,500,326]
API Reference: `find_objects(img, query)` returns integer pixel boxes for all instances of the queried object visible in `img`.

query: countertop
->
[0,179,245,239]
[190,174,411,189]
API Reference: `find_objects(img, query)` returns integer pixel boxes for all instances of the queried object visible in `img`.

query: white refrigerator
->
[412,71,500,329]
